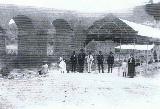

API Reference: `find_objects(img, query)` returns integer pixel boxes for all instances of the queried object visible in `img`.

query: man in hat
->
[107,52,114,73]
[70,51,77,72]
[97,51,104,73]
[78,49,86,73]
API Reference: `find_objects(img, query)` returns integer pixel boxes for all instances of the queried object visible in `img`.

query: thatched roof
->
[86,14,138,45]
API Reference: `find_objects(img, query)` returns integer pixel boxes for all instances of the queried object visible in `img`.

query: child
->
[39,61,49,75]
[122,59,127,77]
[59,57,67,73]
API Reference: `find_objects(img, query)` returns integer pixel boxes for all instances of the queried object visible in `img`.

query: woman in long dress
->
[128,55,135,78]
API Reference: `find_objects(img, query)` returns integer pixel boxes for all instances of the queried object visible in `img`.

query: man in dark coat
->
[70,51,77,72]
[107,52,114,73]
[128,54,135,78]
[78,49,86,73]
[97,51,104,73]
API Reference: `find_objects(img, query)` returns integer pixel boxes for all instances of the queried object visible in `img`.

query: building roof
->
[121,19,160,39]
[86,14,138,45]
[115,44,154,50]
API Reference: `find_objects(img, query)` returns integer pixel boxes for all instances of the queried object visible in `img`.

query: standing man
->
[97,51,104,73]
[128,54,135,78]
[78,49,86,73]
[86,52,94,73]
[107,52,114,73]
[70,51,77,72]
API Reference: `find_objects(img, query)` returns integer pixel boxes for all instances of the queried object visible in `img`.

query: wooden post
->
[119,39,121,61]
[146,44,149,74]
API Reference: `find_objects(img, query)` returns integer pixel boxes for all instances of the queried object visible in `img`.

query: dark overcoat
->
[70,54,77,64]
[78,53,86,65]
[97,54,104,64]
[128,57,135,77]
[107,55,114,65]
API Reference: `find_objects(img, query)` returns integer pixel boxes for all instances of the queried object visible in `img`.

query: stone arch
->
[8,15,47,67]
[12,15,35,31]
[52,19,73,31]
[52,19,75,59]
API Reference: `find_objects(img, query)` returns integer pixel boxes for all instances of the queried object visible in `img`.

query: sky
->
[0,0,160,13]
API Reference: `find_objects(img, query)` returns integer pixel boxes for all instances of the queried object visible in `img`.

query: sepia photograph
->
[0,0,160,109]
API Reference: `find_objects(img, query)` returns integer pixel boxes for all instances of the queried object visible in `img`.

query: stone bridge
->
[0,4,156,68]
[0,5,88,67]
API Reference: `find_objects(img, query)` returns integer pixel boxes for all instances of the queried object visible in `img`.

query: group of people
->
[121,54,136,78]
[39,49,136,78]
[59,49,114,74]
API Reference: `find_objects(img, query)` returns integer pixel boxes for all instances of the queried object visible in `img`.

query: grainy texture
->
[0,2,160,109]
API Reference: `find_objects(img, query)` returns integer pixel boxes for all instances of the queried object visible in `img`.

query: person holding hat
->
[107,52,114,73]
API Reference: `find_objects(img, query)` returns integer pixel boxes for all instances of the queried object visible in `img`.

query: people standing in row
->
[70,51,77,72]
[56,50,115,73]
[86,52,94,73]
[128,54,135,78]
[97,51,104,73]
[78,49,86,73]
[107,52,114,73]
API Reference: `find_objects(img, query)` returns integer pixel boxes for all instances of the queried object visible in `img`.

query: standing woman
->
[86,52,94,73]
[128,54,135,78]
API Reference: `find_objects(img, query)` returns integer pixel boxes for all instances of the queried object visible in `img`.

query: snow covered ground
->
[0,67,160,109]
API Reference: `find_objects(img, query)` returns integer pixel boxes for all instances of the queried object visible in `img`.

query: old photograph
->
[0,0,160,109]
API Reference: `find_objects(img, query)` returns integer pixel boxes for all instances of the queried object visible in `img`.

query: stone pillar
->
[17,29,47,68]
[0,29,5,57]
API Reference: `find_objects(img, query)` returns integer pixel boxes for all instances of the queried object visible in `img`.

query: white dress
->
[121,62,127,73]
[59,60,66,73]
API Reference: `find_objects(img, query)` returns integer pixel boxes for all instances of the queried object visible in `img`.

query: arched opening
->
[7,15,47,67]
[12,15,35,57]
[7,19,18,55]
[52,19,74,59]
